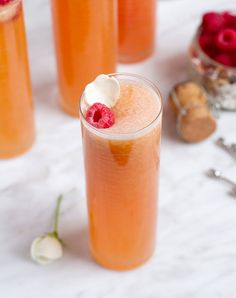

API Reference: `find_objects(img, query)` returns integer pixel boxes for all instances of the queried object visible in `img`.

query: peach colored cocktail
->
[51,0,117,116]
[80,74,162,270]
[0,0,35,158]
[118,0,156,63]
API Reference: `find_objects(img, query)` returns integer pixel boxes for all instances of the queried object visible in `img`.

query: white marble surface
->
[1,0,236,297]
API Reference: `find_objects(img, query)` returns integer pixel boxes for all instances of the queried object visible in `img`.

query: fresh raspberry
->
[204,46,218,60]
[0,0,13,5]
[86,103,115,129]
[199,32,212,50]
[232,54,236,67]
[202,12,225,33]
[223,12,236,29]
[198,32,218,59]
[216,28,236,52]
[215,53,234,66]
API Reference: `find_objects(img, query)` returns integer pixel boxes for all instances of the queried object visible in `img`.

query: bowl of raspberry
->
[188,11,236,110]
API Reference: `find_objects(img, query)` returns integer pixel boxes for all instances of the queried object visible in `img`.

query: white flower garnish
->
[30,234,63,265]
[30,195,64,265]
[84,74,120,107]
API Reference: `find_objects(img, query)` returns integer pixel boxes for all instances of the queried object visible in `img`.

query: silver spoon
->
[216,137,236,160]
[207,168,236,198]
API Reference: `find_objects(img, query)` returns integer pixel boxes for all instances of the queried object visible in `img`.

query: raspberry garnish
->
[202,12,225,33]
[86,103,115,129]
[216,28,236,52]
[0,0,13,5]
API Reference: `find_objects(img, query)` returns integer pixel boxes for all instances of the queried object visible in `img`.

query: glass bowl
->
[188,29,236,110]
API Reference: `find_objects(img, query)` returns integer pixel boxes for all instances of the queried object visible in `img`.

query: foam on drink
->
[108,80,161,134]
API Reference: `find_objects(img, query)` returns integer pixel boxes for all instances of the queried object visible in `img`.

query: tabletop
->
[1,0,236,297]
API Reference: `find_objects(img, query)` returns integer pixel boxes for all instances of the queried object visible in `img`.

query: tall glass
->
[51,0,117,116]
[80,74,163,270]
[0,0,35,159]
[118,0,156,63]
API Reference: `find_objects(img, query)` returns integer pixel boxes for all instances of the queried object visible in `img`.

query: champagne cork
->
[169,81,217,143]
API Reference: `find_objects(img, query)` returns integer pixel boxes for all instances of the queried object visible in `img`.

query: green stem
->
[52,195,63,236]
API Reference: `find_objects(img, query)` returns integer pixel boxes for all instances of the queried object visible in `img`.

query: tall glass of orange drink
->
[0,0,35,159]
[51,0,117,116]
[118,0,156,63]
[80,74,162,270]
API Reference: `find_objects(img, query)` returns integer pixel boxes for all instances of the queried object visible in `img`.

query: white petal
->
[84,74,120,107]
[30,235,63,265]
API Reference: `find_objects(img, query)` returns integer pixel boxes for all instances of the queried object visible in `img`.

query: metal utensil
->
[216,137,236,160]
[207,168,236,197]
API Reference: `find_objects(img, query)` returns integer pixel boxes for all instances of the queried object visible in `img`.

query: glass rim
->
[79,73,163,140]
[0,0,21,17]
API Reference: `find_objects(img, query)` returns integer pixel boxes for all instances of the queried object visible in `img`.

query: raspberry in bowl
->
[188,11,236,110]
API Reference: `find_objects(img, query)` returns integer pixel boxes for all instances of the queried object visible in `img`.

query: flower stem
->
[53,195,63,237]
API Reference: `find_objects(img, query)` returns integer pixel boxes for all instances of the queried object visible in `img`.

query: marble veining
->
[1,0,236,297]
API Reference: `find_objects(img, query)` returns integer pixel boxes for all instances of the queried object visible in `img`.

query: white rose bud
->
[30,234,63,265]
[84,74,120,108]
[30,195,64,265]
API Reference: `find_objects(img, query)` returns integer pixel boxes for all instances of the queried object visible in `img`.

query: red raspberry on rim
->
[216,28,236,52]
[0,0,13,5]
[86,103,115,129]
